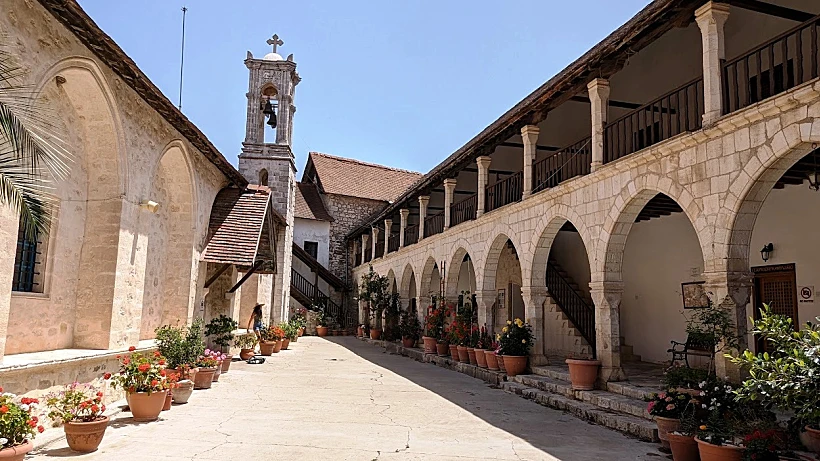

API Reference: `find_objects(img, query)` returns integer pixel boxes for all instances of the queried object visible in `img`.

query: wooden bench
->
[668,334,715,368]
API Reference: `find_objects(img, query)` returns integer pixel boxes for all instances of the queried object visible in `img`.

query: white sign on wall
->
[799,286,814,304]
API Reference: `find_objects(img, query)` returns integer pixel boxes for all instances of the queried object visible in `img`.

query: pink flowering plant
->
[194,349,221,369]
[109,347,169,395]
[0,386,44,449]
[645,389,693,418]
[46,382,106,424]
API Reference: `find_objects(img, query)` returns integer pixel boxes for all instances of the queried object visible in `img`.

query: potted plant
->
[235,333,257,360]
[0,386,44,460]
[684,295,739,376]
[162,373,179,410]
[110,348,169,421]
[667,403,701,461]
[154,322,202,390]
[314,308,329,338]
[466,325,480,365]
[359,267,389,340]
[424,301,446,355]
[291,308,307,339]
[565,350,601,390]
[497,318,533,377]
[663,365,710,396]
[212,351,228,382]
[399,309,421,348]
[473,326,491,368]
[730,304,820,454]
[46,382,109,453]
[646,389,693,449]
[258,324,277,355]
[193,351,219,389]
[485,338,500,371]
[205,314,238,372]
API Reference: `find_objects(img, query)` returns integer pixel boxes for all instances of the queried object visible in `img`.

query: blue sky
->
[77,1,650,177]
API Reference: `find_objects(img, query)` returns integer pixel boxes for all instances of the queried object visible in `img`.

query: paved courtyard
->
[32,337,661,460]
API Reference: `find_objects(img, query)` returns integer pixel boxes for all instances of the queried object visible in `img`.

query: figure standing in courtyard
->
[247,303,265,346]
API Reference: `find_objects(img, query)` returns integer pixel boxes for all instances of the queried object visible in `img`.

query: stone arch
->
[399,262,416,300]
[445,242,477,298]
[480,231,523,295]
[386,268,397,294]
[140,141,197,337]
[33,58,129,349]
[418,256,439,301]
[529,204,595,288]
[599,176,705,282]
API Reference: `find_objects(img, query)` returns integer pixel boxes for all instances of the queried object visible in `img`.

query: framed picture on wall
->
[681,281,709,309]
[496,289,506,310]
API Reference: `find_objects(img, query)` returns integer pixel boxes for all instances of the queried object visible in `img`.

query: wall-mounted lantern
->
[760,243,773,262]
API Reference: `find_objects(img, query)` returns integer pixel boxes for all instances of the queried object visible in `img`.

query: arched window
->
[261,85,278,144]
[259,169,269,186]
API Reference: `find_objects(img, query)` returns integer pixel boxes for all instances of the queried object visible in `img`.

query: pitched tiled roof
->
[203,186,285,267]
[295,182,333,221]
[306,152,422,202]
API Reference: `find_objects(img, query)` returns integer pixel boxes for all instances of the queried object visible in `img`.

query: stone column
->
[399,209,409,248]
[0,205,18,363]
[521,125,540,198]
[696,2,730,126]
[418,196,429,241]
[703,270,753,382]
[371,226,380,259]
[521,286,548,366]
[476,156,492,218]
[474,290,496,333]
[587,78,610,172]
[361,234,370,262]
[383,219,392,255]
[443,178,457,230]
[589,281,627,382]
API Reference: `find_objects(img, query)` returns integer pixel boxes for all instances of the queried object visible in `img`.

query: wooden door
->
[752,264,798,353]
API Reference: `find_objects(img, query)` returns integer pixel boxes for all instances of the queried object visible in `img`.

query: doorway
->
[752,263,798,352]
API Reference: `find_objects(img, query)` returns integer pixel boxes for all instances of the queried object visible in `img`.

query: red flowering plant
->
[0,386,44,448]
[260,325,285,342]
[424,303,447,342]
[110,349,169,395]
[46,382,107,424]
[448,318,470,346]
[476,325,494,350]
[645,389,692,418]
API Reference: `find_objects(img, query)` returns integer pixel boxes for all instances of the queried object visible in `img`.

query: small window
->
[259,169,269,186]
[304,241,318,259]
[13,217,44,293]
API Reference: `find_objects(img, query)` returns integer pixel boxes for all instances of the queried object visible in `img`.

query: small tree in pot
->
[205,315,238,373]
[359,267,390,340]
[314,307,329,337]
[498,318,534,376]
[399,309,421,348]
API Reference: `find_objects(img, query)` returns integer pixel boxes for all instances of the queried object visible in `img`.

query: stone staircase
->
[502,365,659,442]
[545,259,594,357]
[620,336,642,363]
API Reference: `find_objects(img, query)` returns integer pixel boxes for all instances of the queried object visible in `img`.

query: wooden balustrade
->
[424,212,444,237]
[405,225,418,245]
[485,171,522,213]
[532,136,592,193]
[387,233,400,253]
[450,193,477,227]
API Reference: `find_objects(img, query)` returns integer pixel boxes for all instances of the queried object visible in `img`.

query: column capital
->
[384,218,393,226]
[399,208,410,219]
[588,280,624,294]
[476,156,492,170]
[695,1,731,26]
[443,178,458,189]
[418,195,430,206]
[521,124,540,139]
[371,226,380,236]
[587,78,611,99]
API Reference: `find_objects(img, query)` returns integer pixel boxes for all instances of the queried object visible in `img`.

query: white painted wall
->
[550,230,592,300]
[293,217,330,267]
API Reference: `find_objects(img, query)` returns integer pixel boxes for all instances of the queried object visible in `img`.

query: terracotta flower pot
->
[162,391,172,411]
[369,328,382,340]
[485,351,499,371]
[317,326,328,337]
[180,366,198,382]
[0,440,33,461]
[565,359,601,390]
[402,337,415,348]
[422,336,437,354]
[497,354,507,373]
[172,380,193,404]
[804,426,820,454]
[194,367,216,389]
[695,437,743,461]
[667,433,699,461]
[655,416,681,449]
[212,361,223,381]
[126,391,166,422]
[272,340,283,353]
[260,341,276,356]
[221,355,233,372]
[466,348,477,365]
[239,348,255,360]
[457,346,469,362]
[503,355,528,376]
[298,327,304,337]
[63,416,109,453]
[449,344,460,361]
[282,339,290,350]
[357,326,363,337]
[475,349,488,368]
[436,342,448,356]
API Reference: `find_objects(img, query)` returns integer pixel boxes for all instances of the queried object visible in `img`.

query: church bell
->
[262,100,277,129]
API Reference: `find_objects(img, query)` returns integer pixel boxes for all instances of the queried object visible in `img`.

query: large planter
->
[422,336,437,354]
[565,359,601,390]
[260,341,276,356]
[317,326,328,337]
[503,355,528,377]
[695,437,743,461]
[298,327,304,337]
[239,348,255,360]
[357,326,363,338]
[126,391,166,422]
[655,416,682,449]
[162,391,173,411]
[457,346,469,362]
[282,339,290,350]
[172,380,194,404]
[402,337,415,348]
[221,355,233,373]
[212,360,223,382]
[497,354,507,373]
[0,441,33,461]
[449,344,459,361]
[179,366,198,383]
[466,348,477,365]
[194,367,217,389]
[436,342,448,356]
[475,349,488,368]
[63,416,109,453]
[485,351,499,371]
[369,328,383,340]
[804,426,820,454]
[667,433,699,461]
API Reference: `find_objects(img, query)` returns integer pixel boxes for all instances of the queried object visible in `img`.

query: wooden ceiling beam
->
[721,0,814,22]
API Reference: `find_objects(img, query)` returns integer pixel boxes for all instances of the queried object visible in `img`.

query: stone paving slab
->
[31,337,663,460]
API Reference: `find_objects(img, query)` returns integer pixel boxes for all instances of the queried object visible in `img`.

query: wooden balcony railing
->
[604,77,703,164]
[450,193,477,227]
[405,224,418,246]
[533,136,592,193]
[424,212,444,237]
[355,251,362,266]
[364,248,372,262]
[374,242,384,259]
[291,268,316,301]
[387,233,400,253]
[485,171,522,213]
[723,15,820,114]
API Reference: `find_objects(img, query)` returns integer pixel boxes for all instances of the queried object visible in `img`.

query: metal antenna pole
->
[178,6,188,111]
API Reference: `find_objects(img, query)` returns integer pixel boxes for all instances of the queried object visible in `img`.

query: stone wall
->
[323,193,386,280]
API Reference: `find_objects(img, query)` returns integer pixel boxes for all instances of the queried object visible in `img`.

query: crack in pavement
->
[370,369,413,455]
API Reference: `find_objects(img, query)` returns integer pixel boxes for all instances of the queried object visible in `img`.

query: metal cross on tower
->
[266,34,284,53]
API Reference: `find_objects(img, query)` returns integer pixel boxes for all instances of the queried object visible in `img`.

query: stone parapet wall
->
[323,193,386,279]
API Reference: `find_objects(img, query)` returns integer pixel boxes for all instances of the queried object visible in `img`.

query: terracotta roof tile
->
[307,152,422,202]
[294,182,333,221]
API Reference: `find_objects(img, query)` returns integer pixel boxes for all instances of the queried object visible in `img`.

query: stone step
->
[606,381,658,401]
[508,374,574,398]
[531,365,570,382]
[500,382,658,442]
